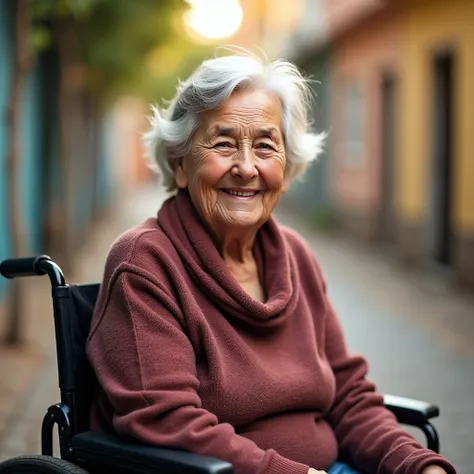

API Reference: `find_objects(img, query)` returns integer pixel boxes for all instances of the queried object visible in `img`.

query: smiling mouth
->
[221,189,260,198]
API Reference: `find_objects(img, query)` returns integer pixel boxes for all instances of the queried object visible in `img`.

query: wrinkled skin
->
[175,87,287,264]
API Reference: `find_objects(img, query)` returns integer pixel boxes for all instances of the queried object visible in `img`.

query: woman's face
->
[175,88,287,236]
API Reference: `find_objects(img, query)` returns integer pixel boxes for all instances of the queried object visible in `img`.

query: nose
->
[231,148,258,180]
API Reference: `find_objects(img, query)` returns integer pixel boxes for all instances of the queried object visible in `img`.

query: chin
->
[222,214,266,229]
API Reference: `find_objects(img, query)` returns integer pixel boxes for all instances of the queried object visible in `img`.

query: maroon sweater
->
[86,190,455,474]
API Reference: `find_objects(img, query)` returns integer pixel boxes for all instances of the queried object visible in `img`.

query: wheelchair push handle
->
[0,255,49,278]
[0,254,66,286]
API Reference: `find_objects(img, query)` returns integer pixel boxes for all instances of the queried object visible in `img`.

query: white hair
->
[142,49,326,193]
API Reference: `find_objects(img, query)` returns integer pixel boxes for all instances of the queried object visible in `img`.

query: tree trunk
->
[53,17,85,271]
[4,0,33,344]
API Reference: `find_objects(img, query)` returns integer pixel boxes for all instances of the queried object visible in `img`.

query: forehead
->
[200,88,283,133]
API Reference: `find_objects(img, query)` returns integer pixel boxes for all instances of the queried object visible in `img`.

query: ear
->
[174,157,188,189]
[281,175,288,194]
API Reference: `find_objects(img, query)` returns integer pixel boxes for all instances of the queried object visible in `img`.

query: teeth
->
[227,190,257,197]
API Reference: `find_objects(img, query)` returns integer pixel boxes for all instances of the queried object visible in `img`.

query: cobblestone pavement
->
[1,187,473,472]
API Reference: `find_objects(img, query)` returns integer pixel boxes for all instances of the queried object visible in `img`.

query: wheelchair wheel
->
[0,455,89,473]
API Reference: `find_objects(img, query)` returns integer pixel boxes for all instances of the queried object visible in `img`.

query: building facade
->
[328,3,401,241]
[398,0,474,288]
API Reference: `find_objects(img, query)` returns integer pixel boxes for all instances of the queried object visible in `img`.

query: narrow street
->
[1,186,472,472]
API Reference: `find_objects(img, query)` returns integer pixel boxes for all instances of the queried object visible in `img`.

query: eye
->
[214,141,233,148]
[257,143,275,150]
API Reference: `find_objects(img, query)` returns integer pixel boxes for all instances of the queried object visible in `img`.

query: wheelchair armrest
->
[384,394,440,453]
[384,394,439,426]
[72,431,233,474]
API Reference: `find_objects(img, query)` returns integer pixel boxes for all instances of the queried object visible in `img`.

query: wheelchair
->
[0,254,441,473]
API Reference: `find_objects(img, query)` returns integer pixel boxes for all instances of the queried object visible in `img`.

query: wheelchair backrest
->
[67,283,100,433]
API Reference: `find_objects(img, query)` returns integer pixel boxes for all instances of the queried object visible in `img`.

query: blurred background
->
[0,0,473,471]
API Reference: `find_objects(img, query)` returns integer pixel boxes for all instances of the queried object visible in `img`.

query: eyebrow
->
[212,125,235,137]
[257,127,279,139]
[209,125,280,139]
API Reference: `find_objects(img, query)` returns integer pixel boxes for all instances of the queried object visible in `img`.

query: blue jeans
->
[328,461,361,474]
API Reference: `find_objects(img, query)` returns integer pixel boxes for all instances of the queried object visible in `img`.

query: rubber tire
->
[0,455,89,474]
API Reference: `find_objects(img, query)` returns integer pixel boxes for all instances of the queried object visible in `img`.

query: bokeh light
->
[184,0,243,40]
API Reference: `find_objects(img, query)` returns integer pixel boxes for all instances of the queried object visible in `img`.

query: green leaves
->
[28,0,211,103]
[31,0,96,20]
[30,24,52,51]
[76,0,189,101]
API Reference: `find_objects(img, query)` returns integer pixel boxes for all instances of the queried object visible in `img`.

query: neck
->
[211,226,258,264]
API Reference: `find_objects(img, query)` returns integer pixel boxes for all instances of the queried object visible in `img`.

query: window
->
[342,80,365,165]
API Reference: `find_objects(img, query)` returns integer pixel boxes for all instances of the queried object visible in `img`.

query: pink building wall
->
[329,6,401,237]
[325,0,388,38]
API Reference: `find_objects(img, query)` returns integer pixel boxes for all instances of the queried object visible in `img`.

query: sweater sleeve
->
[323,295,457,474]
[86,268,310,474]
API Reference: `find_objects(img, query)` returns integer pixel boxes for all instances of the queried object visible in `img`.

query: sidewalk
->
[0,185,168,460]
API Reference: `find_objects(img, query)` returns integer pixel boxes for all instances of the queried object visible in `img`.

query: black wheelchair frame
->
[0,255,441,473]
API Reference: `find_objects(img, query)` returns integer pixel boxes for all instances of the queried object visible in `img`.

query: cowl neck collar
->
[157,190,299,328]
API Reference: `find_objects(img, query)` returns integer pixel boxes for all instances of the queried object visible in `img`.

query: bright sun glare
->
[184,0,243,40]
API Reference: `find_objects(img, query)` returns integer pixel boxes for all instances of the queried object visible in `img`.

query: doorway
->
[379,73,397,243]
[428,51,454,266]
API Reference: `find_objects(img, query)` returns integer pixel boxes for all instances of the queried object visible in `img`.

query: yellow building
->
[398,0,474,289]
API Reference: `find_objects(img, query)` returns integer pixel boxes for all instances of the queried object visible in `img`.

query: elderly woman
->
[86,52,455,474]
